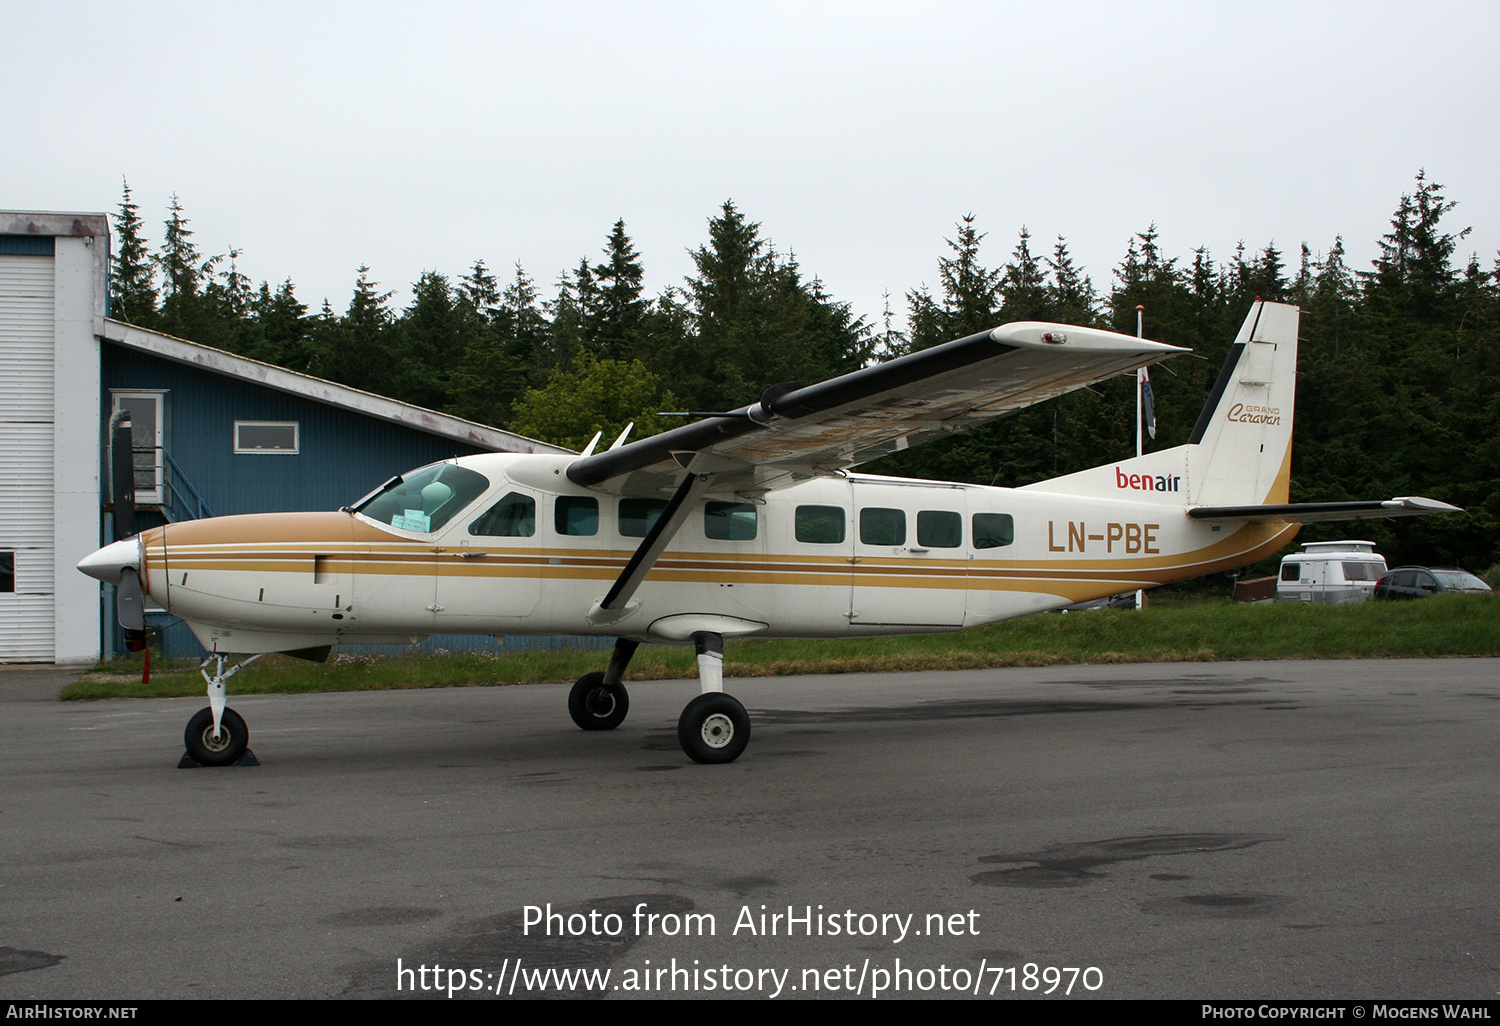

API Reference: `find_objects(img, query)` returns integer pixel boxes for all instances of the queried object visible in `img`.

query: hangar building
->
[1,210,565,664]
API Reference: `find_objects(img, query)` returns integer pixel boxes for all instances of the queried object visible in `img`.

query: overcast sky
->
[8,0,1498,333]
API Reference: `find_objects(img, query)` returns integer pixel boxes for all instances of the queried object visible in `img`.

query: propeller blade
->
[109,411,137,540]
[118,566,147,652]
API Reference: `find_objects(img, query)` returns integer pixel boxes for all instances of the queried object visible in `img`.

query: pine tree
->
[1368,170,1471,318]
[936,214,1002,338]
[501,262,548,381]
[307,267,395,393]
[398,270,465,410]
[252,279,311,370]
[458,259,500,319]
[589,219,647,362]
[680,202,869,411]
[999,226,1047,321]
[1044,237,1098,326]
[157,194,204,336]
[111,179,158,326]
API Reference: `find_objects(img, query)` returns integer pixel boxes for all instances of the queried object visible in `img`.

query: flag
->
[1141,367,1157,440]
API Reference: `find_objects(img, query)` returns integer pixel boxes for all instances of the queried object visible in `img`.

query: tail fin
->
[1186,301,1298,505]
[1023,301,1299,506]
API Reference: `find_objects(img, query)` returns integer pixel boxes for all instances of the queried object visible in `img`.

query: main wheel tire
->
[568,672,629,731]
[677,693,750,764]
[185,707,249,767]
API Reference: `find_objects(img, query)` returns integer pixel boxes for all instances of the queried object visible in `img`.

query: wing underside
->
[568,321,1186,494]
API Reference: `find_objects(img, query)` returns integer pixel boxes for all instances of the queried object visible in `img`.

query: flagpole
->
[1135,304,1145,611]
[1135,304,1144,459]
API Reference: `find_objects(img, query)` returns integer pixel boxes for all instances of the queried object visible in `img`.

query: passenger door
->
[850,483,966,628]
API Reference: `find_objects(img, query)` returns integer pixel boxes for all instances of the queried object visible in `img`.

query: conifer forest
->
[107,175,1500,574]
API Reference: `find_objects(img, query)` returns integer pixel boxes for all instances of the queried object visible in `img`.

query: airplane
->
[77,301,1459,767]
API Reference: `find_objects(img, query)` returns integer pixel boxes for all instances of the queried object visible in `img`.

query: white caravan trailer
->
[1277,540,1389,604]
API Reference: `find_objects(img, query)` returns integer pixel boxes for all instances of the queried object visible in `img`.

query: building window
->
[234,421,299,454]
[0,551,13,592]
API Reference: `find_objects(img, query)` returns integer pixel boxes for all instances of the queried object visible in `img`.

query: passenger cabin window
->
[556,496,599,536]
[469,492,536,537]
[859,508,905,546]
[917,510,962,548]
[972,513,1015,549]
[356,463,490,533]
[705,501,757,540]
[619,498,668,538]
[795,505,846,544]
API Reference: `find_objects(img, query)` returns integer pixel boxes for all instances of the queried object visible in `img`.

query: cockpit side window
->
[469,492,536,537]
[355,463,491,533]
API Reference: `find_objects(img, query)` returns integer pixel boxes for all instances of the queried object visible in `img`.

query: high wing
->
[1188,497,1462,523]
[567,322,1186,494]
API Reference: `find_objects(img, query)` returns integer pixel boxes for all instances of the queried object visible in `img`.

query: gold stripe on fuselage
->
[149,520,1296,597]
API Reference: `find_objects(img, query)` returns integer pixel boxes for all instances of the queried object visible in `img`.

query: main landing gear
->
[181,654,262,767]
[569,632,751,764]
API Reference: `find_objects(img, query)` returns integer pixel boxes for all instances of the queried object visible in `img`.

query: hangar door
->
[0,252,56,660]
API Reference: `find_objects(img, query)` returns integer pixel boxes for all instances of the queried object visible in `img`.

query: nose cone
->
[77,538,140,584]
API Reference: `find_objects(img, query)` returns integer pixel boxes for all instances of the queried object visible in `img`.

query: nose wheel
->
[184,707,249,766]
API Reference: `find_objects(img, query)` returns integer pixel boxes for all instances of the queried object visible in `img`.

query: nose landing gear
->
[179,654,261,767]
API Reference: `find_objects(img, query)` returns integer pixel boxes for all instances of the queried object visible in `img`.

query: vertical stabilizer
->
[1020,301,1299,507]
[1187,301,1298,506]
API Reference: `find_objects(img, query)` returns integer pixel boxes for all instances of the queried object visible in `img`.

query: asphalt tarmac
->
[0,658,1495,1001]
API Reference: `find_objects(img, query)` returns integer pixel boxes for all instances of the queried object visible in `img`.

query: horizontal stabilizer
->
[1187,496,1461,524]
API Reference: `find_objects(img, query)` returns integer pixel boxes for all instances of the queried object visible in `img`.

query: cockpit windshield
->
[353,463,490,534]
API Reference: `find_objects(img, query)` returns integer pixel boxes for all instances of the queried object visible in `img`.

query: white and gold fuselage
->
[124,451,1296,655]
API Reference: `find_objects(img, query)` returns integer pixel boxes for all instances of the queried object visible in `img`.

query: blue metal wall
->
[101,343,509,658]
[102,344,493,515]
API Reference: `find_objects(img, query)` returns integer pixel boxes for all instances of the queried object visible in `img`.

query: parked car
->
[1372,566,1495,600]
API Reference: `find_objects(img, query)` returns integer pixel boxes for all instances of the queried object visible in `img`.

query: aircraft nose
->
[77,538,140,584]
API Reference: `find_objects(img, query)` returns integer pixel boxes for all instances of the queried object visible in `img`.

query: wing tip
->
[990,321,1189,354]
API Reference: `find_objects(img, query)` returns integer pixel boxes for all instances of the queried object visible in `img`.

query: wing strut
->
[587,470,712,625]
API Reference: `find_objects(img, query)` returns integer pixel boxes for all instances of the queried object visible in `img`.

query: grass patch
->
[61,594,1500,701]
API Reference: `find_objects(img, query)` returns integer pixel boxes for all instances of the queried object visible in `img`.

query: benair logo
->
[1116,468,1181,492]
[1227,402,1281,425]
